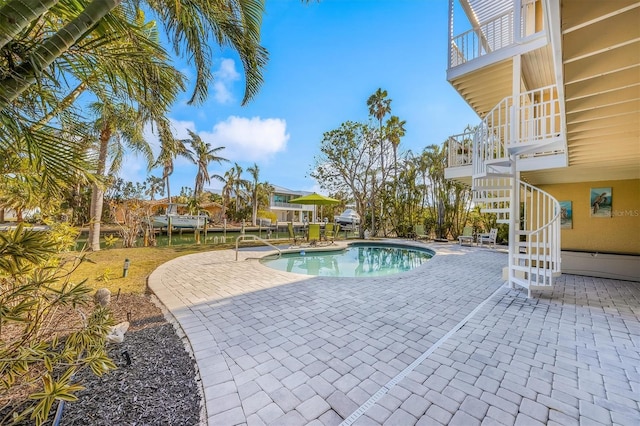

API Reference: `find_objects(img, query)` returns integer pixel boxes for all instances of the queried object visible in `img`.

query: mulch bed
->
[0,294,202,425]
[61,293,202,425]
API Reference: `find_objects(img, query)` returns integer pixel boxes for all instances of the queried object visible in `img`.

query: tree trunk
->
[252,195,257,226]
[88,184,104,250]
[0,0,58,50]
[87,125,110,251]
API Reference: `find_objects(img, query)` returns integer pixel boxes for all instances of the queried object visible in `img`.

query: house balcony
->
[445,84,567,181]
[448,0,547,76]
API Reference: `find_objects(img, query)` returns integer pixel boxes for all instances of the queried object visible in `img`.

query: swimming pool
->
[261,242,434,277]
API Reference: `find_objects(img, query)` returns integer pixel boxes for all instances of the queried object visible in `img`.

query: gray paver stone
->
[366,404,392,423]
[578,400,612,424]
[296,395,331,421]
[208,393,241,416]
[327,391,359,419]
[319,409,344,426]
[449,410,481,426]
[352,414,381,426]
[548,409,580,426]
[460,396,489,420]
[269,386,301,412]
[425,389,460,414]
[519,398,549,423]
[209,406,245,426]
[424,374,449,393]
[486,406,515,425]
[383,408,418,426]
[268,410,307,426]
[256,373,281,393]
[257,402,285,424]
[282,371,310,390]
[401,394,431,418]
[377,393,403,412]
[334,373,361,394]
[514,413,545,426]
[292,383,316,401]
[243,390,273,416]
[424,403,453,424]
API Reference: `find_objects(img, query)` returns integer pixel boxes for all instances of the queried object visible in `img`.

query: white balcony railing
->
[450,9,514,67]
[514,85,561,148]
[447,131,474,167]
[448,0,545,69]
[271,201,306,209]
[447,85,561,173]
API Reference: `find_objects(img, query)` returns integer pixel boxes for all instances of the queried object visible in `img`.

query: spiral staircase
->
[458,85,563,297]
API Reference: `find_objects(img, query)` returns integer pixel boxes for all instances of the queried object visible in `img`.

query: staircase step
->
[480,208,510,214]
[508,136,565,156]
[512,264,556,274]
[473,185,512,191]
[515,242,552,249]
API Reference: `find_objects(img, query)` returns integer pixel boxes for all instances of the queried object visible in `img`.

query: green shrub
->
[0,224,115,425]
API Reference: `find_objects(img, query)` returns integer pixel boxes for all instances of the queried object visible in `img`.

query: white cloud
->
[117,116,288,189]
[201,116,289,162]
[213,58,240,104]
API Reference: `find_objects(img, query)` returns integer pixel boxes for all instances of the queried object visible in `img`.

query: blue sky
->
[120,0,480,196]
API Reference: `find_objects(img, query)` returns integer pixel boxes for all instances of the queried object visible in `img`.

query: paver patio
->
[148,241,640,425]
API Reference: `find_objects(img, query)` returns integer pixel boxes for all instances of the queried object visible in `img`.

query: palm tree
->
[86,102,152,250]
[246,163,266,226]
[0,0,268,109]
[0,0,268,203]
[183,130,228,199]
[212,170,232,222]
[154,121,192,206]
[385,115,407,181]
[229,163,249,216]
[145,175,165,200]
[367,88,392,181]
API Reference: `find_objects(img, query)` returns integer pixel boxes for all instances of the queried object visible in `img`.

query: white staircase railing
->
[472,177,512,224]
[460,85,563,297]
[511,181,561,296]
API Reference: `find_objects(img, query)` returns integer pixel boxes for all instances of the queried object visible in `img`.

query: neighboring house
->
[268,185,316,224]
[444,0,639,294]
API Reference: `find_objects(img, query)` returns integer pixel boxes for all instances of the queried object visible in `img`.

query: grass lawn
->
[67,243,238,294]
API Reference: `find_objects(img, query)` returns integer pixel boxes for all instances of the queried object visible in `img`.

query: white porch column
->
[509,157,519,290]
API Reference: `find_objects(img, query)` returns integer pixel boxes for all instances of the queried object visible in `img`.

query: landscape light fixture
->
[123,258,130,278]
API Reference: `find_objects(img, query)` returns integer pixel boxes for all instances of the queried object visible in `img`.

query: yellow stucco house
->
[444,0,639,295]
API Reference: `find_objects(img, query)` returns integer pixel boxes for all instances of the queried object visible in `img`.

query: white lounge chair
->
[458,226,474,246]
[478,228,498,248]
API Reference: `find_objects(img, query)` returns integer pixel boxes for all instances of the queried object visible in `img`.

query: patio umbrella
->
[288,192,340,205]
[289,193,340,222]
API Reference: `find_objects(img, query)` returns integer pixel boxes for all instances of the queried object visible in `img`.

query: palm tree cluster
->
[0,0,270,251]
[214,162,273,226]
[313,89,476,240]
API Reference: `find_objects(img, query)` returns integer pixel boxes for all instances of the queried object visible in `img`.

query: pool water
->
[261,243,434,277]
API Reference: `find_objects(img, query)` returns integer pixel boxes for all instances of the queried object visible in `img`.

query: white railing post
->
[509,159,518,289]
[448,0,454,68]
[514,0,522,42]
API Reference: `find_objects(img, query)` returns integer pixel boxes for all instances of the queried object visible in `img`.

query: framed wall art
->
[590,187,612,218]
[559,201,572,229]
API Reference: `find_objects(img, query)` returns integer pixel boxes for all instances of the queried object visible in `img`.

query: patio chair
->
[458,226,474,246]
[324,222,336,243]
[287,222,303,244]
[478,228,498,248]
[308,223,321,245]
[413,224,428,240]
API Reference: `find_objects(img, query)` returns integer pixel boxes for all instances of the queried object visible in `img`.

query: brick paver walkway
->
[148,241,640,425]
